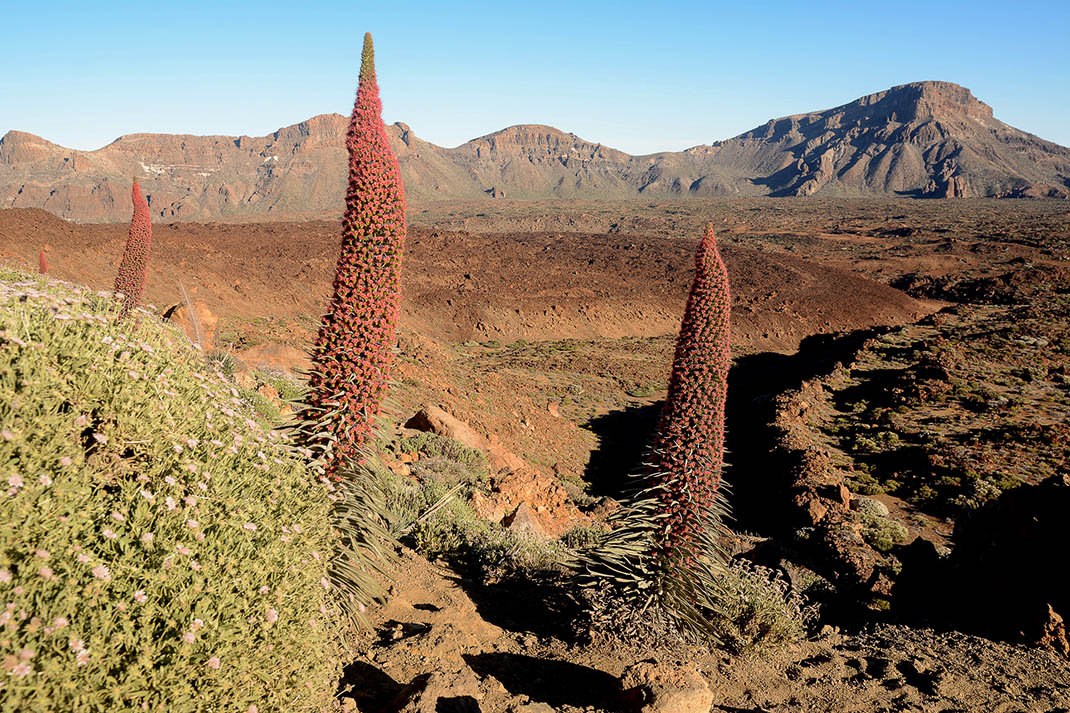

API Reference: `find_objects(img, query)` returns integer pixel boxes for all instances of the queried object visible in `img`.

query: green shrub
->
[711,559,812,654]
[860,514,909,552]
[256,372,303,403]
[0,270,344,712]
[381,465,561,580]
[396,433,486,477]
[205,350,236,377]
[239,386,284,425]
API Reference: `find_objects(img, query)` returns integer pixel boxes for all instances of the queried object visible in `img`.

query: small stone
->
[620,661,713,713]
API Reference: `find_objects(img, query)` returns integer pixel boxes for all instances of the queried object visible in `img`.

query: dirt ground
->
[3,198,1070,711]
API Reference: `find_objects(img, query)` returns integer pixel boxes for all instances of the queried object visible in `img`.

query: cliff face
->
[3,81,1068,222]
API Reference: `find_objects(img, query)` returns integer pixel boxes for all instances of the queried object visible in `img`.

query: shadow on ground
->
[463,652,621,710]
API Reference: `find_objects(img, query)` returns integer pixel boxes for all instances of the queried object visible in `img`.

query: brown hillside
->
[2,82,1067,222]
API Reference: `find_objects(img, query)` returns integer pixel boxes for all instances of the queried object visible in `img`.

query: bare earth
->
[3,198,1069,712]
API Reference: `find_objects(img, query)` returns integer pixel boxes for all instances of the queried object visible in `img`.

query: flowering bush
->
[305,32,406,478]
[0,267,344,712]
[114,181,152,321]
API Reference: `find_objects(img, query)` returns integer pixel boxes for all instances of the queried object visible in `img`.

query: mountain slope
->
[2,81,1067,222]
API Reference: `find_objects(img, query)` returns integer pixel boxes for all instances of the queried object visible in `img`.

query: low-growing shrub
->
[860,513,909,552]
[395,433,486,476]
[711,559,812,654]
[0,269,344,712]
[205,349,237,377]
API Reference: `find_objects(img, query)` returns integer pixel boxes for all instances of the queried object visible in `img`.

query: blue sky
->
[3,1,1068,153]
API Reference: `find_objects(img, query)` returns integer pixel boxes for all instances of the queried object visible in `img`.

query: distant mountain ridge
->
[2,81,1068,222]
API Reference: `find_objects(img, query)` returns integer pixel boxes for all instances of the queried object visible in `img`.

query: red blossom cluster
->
[649,222,731,570]
[306,33,406,478]
[114,181,152,321]
[38,249,47,275]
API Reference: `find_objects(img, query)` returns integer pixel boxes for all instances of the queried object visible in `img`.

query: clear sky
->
[3,0,1068,154]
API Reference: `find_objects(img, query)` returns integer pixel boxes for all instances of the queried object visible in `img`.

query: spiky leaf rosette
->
[38,250,47,275]
[304,33,406,479]
[114,181,152,320]
[577,223,731,635]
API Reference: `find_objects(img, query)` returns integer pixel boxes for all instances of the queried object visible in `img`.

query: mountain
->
[2,81,1068,222]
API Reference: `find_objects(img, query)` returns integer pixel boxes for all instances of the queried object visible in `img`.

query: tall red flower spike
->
[38,249,47,275]
[306,33,406,478]
[649,222,731,572]
[114,181,152,321]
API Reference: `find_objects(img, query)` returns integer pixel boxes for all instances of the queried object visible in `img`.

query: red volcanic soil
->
[0,208,929,354]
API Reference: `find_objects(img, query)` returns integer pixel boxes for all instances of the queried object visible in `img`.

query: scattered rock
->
[162,300,219,350]
[406,405,528,473]
[502,502,547,538]
[391,669,482,713]
[406,405,486,452]
[470,468,586,537]
[620,661,713,713]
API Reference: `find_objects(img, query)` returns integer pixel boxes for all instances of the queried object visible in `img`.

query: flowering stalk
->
[649,221,731,573]
[38,249,47,275]
[114,181,152,320]
[304,33,406,478]
[577,222,732,633]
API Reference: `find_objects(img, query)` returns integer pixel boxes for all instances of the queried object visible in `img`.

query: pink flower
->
[59,456,73,467]
[76,650,90,665]
[38,474,52,486]
[259,585,270,595]
[165,497,177,511]
[182,631,195,644]
[34,549,50,560]
[184,495,198,507]
[190,560,201,572]
[242,522,257,531]
[176,545,191,556]
[10,661,32,678]
[185,519,199,529]
[38,566,54,579]
[191,618,204,631]
[91,565,111,581]
[207,656,221,670]
[164,475,177,486]
[52,616,68,628]
[69,637,85,652]
[140,532,154,544]
[265,608,278,625]
[111,511,125,522]
[103,529,117,540]
[77,553,90,563]
[134,590,147,604]
[0,569,11,583]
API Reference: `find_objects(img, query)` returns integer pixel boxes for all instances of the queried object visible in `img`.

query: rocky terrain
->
[3,198,1070,711]
[3,82,1068,222]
